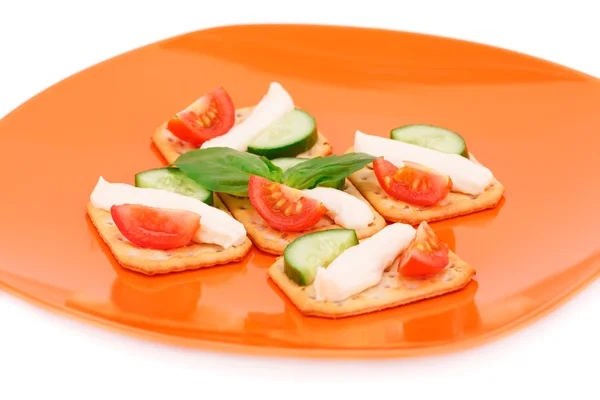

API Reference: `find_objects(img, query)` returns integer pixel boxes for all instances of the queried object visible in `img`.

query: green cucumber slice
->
[283,229,358,286]
[247,108,318,159]
[390,124,469,157]
[135,167,213,206]
[271,157,345,190]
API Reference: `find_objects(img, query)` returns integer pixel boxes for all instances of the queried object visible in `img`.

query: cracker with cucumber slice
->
[267,249,476,318]
[86,195,253,275]
[152,106,333,164]
[345,146,505,225]
[218,179,387,256]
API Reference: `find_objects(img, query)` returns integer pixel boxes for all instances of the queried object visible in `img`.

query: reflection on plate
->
[246,279,481,350]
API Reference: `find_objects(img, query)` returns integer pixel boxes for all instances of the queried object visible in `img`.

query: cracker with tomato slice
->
[219,179,387,256]
[153,106,333,164]
[345,147,505,225]
[87,195,253,275]
[267,250,475,319]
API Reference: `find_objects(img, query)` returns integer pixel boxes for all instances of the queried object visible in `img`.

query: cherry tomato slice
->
[398,221,450,278]
[167,87,235,146]
[373,158,452,206]
[111,204,200,250]
[248,175,328,232]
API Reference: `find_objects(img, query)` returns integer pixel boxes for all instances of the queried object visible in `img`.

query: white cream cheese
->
[313,223,417,302]
[90,177,247,249]
[301,187,374,230]
[354,130,494,195]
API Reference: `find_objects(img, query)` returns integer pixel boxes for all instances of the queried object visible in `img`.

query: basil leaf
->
[170,147,283,196]
[261,156,284,183]
[282,152,377,190]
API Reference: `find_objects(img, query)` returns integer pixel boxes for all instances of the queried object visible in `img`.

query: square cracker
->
[152,106,333,164]
[346,146,505,225]
[86,195,253,275]
[218,179,387,256]
[267,251,476,318]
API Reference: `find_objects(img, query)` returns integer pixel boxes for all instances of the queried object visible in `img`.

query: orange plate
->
[0,24,598,359]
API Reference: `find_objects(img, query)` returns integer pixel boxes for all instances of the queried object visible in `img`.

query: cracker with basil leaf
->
[161,148,387,255]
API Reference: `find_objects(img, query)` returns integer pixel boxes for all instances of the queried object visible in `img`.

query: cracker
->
[267,251,475,318]
[346,146,505,225]
[152,106,333,164]
[86,195,253,275]
[218,179,387,255]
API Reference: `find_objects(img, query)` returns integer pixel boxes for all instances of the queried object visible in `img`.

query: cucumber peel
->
[391,124,469,157]
[135,167,214,205]
[283,229,358,286]
[248,108,318,159]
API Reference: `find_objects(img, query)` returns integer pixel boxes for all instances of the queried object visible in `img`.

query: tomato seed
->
[274,198,286,209]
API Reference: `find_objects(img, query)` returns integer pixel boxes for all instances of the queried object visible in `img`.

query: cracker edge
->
[86,200,253,275]
[345,146,505,225]
[267,252,476,319]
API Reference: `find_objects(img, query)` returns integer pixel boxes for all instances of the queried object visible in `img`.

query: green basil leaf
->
[170,147,283,196]
[261,156,284,183]
[282,152,377,190]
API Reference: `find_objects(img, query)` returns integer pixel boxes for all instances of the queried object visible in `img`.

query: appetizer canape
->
[158,147,387,255]
[152,82,332,164]
[268,221,475,318]
[347,126,505,225]
[86,176,252,275]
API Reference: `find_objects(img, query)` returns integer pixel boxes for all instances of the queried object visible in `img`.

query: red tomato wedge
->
[248,175,328,232]
[167,87,235,146]
[111,204,200,250]
[398,221,450,278]
[373,158,452,206]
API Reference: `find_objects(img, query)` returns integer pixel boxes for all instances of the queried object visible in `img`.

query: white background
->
[1,0,599,398]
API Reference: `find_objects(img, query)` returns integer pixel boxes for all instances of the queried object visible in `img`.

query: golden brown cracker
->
[152,106,333,164]
[267,251,476,318]
[219,180,387,256]
[346,146,505,225]
[86,195,253,275]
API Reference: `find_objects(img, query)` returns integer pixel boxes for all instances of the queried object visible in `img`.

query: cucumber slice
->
[247,108,318,159]
[271,157,345,190]
[283,229,358,286]
[390,124,469,157]
[135,167,213,206]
